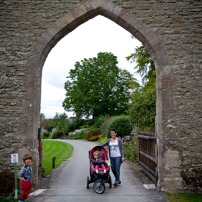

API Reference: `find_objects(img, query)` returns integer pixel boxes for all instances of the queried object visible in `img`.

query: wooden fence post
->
[52,156,56,168]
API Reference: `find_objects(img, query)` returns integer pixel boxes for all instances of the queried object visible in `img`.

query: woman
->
[101,129,125,188]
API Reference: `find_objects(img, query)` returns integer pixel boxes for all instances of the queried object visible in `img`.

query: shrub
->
[67,133,83,140]
[92,115,109,129]
[89,134,101,141]
[123,137,139,165]
[69,128,86,136]
[46,125,53,133]
[52,130,64,139]
[128,85,156,130]
[98,135,108,144]
[83,130,89,139]
[68,119,95,132]
[87,128,101,141]
[100,116,114,135]
[47,133,53,139]
[42,166,46,177]
[105,115,133,138]
[42,132,50,139]
[80,125,89,129]
[68,128,86,140]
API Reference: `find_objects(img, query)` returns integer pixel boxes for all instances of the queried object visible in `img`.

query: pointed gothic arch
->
[25,0,171,189]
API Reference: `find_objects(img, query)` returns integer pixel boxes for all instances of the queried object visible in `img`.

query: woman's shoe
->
[119,180,121,184]
[113,183,118,188]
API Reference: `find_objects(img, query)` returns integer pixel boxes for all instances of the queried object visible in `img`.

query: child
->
[18,154,33,202]
[93,151,106,174]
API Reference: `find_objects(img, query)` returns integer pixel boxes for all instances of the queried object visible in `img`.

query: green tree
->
[128,85,156,130]
[42,119,55,133]
[63,52,136,119]
[126,45,155,85]
[53,112,69,135]
[126,45,156,131]
[41,113,45,120]
[40,113,46,126]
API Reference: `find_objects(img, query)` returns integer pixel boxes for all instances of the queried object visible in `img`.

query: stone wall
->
[0,0,202,193]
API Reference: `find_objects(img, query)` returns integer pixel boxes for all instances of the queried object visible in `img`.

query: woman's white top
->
[109,139,121,157]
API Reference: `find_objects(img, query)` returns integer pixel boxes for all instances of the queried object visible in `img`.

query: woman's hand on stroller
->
[105,160,112,166]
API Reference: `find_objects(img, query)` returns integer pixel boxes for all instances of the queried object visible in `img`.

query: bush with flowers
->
[83,130,89,139]
[89,134,102,141]
[87,128,101,141]
[68,128,87,140]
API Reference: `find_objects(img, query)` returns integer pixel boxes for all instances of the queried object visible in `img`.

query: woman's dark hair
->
[110,129,117,133]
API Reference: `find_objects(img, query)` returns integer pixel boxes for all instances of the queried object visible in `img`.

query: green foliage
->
[67,129,86,140]
[123,138,139,165]
[42,118,55,132]
[126,44,156,130]
[42,113,71,136]
[87,128,101,141]
[80,124,89,129]
[98,135,108,145]
[128,85,156,130]
[66,120,77,132]
[46,125,53,133]
[165,192,202,202]
[42,166,46,177]
[42,140,73,176]
[63,52,136,119]
[126,45,155,85]
[100,116,114,134]
[53,112,69,134]
[52,130,67,139]
[41,113,45,119]
[92,115,109,129]
[42,132,51,139]
[67,118,94,132]
[67,133,83,140]
[0,198,13,202]
[105,115,133,138]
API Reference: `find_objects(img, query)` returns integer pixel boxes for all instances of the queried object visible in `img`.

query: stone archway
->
[25,0,172,191]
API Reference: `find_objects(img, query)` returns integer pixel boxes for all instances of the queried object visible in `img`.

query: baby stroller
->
[87,146,112,194]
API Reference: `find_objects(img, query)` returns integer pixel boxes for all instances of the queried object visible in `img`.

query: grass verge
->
[0,198,13,202]
[42,140,74,176]
[165,192,202,202]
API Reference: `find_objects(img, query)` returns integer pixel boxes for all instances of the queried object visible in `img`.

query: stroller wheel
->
[93,179,105,194]
[108,176,112,188]
[87,176,90,189]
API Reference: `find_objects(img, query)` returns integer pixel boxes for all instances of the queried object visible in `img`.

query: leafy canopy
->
[53,112,69,133]
[126,45,156,131]
[63,52,137,119]
[126,45,156,85]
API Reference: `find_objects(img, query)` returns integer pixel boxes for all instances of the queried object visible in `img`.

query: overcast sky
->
[41,15,142,119]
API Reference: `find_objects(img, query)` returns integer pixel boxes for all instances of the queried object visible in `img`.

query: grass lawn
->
[0,198,13,202]
[165,192,202,202]
[42,140,74,176]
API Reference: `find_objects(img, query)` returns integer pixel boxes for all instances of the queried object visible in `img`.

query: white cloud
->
[41,15,142,118]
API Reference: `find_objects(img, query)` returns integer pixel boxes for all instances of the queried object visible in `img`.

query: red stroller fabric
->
[89,146,110,173]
